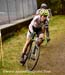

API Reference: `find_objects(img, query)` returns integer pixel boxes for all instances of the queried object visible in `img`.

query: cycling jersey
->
[27,15,44,39]
[29,15,42,33]
[36,8,52,39]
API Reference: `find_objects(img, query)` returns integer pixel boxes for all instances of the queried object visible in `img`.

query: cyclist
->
[36,3,52,42]
[20,9,49,65]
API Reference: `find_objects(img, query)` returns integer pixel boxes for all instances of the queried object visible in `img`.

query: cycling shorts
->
[27,26,43,39]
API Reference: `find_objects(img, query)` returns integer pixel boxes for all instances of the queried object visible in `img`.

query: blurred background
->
[37,0,65,15]
[0,0,37,25]
[0,0,65,25]
[0,0,65,74]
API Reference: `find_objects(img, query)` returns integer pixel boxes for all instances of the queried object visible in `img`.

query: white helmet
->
[41,3,47,9]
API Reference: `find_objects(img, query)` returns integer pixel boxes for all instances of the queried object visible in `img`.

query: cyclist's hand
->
[47,38,50,43]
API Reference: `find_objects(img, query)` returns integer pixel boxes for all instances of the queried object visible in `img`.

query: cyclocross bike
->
[22,32,48,71]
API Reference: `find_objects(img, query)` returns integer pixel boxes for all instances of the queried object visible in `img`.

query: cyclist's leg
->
[45,20,50,37]
[44,19,50,42]
[35,28,44,46]
[37,33,44,46]
[22,38,31,57]
[20,31,31,63]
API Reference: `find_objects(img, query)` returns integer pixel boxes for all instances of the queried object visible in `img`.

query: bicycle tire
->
[26,42,40,71]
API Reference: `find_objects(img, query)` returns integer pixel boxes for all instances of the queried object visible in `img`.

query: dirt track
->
[34,30,65,73]
[2,16,65,75]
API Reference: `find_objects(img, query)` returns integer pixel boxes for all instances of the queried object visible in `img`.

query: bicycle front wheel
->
[26,44,40,71]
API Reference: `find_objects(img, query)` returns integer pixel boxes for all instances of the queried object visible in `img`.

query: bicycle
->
[21,32,49,71]
[20,32,40,71]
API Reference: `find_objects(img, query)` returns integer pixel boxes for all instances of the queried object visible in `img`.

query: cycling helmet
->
[40,9,48,16]
[41,3,47,9]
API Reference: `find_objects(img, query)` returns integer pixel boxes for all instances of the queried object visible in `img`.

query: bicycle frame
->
[26,33,40,71]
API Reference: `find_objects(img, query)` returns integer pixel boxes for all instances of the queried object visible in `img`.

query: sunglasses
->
[44,15,47,17]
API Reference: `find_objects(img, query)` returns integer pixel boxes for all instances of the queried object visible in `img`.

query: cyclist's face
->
[41,16,46,21]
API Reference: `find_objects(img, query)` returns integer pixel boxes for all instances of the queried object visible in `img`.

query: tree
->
[37,0,65,15]
[61,0,65,14]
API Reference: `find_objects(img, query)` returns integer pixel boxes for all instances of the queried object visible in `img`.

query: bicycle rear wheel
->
[26,43,40,71]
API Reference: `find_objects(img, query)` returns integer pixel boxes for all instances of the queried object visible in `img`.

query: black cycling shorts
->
[32,26,43,37]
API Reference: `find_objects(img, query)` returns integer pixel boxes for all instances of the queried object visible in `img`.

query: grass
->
[1,15,65,75]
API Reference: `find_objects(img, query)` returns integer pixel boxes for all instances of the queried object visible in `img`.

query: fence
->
[0,0,37,25]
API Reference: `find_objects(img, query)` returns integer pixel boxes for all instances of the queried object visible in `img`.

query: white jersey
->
[29,15,42,33]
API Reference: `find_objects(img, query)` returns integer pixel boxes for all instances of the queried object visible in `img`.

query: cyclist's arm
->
[36,9,40,15]
[29,16,40,33]
[29,20,38,32]
[29,24,34,33]
[47,9,52,19]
